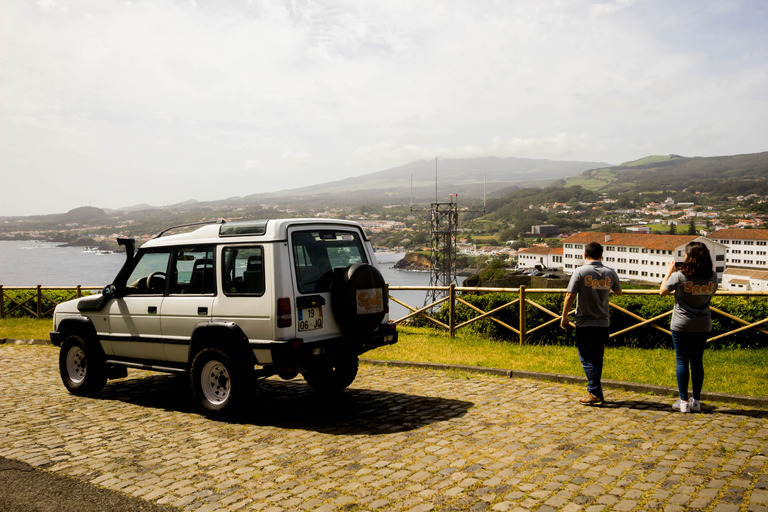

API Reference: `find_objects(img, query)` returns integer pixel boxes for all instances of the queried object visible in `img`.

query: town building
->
[705,229,768,270]
[517,246,563,269]
[531,224,559,235]
[561,232,726,283]
[720,268,768,292]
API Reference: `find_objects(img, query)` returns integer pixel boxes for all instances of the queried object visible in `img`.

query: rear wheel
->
[59,335,107,397]
[303,356,359,392]
[191,348,244,417]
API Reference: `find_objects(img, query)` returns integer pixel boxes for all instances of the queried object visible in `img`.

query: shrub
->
[413,291,767,349]
[1,288,91,319]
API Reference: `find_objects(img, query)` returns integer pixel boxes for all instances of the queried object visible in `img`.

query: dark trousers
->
[576,326,608,399]
[672,330,707,401]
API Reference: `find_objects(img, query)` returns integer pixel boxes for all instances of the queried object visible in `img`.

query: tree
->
[688,218,696,235]
[669,223,677,235]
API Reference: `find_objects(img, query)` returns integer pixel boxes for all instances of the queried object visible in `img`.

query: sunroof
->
[219,220,268,237]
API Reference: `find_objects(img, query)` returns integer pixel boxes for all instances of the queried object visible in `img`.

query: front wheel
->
[303,356,359,392]
[59,335,106,397]
[191,348,244,417]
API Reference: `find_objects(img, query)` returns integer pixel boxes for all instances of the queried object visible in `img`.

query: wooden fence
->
[0,286,102,319]
[2,284,766,347]
[389,285,768,345]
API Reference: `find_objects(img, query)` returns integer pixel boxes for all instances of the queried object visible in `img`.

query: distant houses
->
[517,246,563,269]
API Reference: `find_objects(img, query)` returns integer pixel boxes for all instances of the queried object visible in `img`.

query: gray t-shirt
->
[664,270,719,332]
[566,261,622,328]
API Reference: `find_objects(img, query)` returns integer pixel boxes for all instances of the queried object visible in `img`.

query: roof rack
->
[153,219,226,239]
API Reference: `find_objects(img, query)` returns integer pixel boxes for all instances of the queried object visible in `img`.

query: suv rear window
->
[292,230,367,293]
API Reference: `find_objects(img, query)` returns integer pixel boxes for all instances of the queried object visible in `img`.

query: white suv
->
[50,219,397,417]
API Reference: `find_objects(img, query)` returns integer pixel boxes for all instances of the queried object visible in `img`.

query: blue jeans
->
[672,330,707,401]
[576,326,608,399]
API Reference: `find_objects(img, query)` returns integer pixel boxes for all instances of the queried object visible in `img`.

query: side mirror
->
[104,284,121,298]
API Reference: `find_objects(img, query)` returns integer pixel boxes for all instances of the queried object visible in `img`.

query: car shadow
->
[99,373,473,434]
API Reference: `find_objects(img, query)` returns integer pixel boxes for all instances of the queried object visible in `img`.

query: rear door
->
[288,226,371,341]
[211,244,273,344]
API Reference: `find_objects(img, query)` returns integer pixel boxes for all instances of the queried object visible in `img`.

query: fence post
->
[77,285,82,298]
[0,285,4,318]
[519,285,526,345]
[36,285,42,319]
[449,283,456,339]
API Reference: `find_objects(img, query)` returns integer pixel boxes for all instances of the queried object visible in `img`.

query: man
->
[560,241,622,405]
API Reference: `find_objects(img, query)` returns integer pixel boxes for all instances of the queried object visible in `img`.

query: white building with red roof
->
[705,229,768,271]
[517,246,563,269]
[562,232,726,284]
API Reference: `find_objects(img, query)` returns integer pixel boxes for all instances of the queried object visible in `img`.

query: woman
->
[659,241,718,413]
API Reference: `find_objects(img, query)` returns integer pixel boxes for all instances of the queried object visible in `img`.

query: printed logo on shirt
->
[584,275,612,290]
[683,281,715,295]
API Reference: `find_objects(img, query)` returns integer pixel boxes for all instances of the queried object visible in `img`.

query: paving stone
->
[0,345,767,512]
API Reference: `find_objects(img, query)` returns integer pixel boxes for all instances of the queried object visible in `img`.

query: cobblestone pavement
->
[1,345,767,512]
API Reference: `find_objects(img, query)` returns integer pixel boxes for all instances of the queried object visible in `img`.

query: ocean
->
[0,241,434,319]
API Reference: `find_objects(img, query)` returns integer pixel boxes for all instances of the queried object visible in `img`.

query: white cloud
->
[591,0,638,17]
[279,150,311,166]
[0,0,766,215]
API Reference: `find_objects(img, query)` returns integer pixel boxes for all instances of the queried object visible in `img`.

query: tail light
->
[277,298,292,328]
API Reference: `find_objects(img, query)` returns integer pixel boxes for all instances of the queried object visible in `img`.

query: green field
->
[6,319,765,399]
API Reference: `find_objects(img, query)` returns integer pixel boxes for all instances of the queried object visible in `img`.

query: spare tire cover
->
[331,263,387,334]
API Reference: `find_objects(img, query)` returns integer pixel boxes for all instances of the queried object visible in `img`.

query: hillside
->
[240,156,611,205]
[566,151,768,196]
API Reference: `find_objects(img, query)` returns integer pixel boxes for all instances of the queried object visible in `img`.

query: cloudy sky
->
[1,0,767,216]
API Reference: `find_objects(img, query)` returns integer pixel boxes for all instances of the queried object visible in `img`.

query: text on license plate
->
[298,307,323,331]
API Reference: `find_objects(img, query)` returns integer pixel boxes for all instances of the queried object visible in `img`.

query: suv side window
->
[170,247,216,295]
[222,246,265,295]
[124,250,172,294]
[292,230,367,293]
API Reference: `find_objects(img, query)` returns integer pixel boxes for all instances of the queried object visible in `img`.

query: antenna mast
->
[411,158,486,308]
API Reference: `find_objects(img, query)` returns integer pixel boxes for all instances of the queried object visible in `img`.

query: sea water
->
[0,242,435,319]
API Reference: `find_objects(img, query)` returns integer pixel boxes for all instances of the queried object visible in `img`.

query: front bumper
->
[49,330,62,347]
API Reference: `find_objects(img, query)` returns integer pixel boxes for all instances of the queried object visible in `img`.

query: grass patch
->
[0,318,50,340]
[4,319,766,398]
[368,325,768,397]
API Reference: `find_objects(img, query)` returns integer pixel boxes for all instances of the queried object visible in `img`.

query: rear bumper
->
[265,323,398,367]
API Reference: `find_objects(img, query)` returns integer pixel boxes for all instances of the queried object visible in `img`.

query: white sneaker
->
[689,398,701,412]
[673,398,690,413]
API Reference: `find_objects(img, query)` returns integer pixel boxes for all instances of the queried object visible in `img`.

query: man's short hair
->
[584,241,603,259]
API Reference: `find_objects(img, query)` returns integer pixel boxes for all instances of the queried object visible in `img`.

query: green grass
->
[621,155,677,167]
[368,325,768,398]
[5,319,766,398]
[0,318,51,340]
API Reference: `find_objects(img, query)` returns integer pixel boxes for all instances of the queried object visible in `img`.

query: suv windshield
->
[292,230,367,293]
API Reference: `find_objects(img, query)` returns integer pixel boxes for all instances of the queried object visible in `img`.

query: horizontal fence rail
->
[388,285,768,345]
[0,286,102,319]
[3,284,766,348]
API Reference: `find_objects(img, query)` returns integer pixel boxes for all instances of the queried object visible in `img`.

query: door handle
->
[198,307,208,315]
[148,306,158,314]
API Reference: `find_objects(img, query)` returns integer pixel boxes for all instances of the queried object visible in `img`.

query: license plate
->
[298,307,323,331]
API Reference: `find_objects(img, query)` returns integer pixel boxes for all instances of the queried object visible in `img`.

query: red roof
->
[563,232,699,251]
[706,228,768,241]
[518,246,549,254]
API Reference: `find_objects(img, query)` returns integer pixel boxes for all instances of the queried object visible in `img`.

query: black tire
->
[303,356,359,392]
[331,263,387,334]
[59,335,107,397]
[190,348,244,418]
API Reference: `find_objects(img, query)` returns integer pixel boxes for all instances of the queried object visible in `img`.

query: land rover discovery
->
[50,219,398,417]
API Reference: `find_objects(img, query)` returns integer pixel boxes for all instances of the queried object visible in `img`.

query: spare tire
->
[331,263,387,334]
